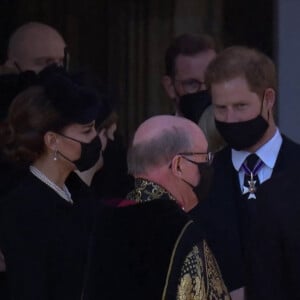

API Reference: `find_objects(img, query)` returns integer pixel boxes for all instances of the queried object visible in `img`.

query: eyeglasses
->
[174,79,206,94]
[178,151,214,166]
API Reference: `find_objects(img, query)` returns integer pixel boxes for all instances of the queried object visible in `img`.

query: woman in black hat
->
[0,73,104,300]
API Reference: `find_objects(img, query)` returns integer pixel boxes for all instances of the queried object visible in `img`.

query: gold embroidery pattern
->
[177,242,230,300]
[177,245,206,300]
[203,241,231,299]
[126,178,176,203]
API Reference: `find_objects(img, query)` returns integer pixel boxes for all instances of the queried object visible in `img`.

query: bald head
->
[6,22,66,73]
[133,115,203,144]
[128,115,207,176]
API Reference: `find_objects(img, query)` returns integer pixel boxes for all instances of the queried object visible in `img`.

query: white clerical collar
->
[232,128,282,171]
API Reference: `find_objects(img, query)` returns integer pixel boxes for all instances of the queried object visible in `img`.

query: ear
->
[44,131,59,151]
[106,123,117,141]
[170,155,184,178]
[98,128,108,151]
[264,88,276,110]
[161,75,177,99]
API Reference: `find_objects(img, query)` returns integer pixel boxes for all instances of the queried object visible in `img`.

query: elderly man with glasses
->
[84,115,230,300]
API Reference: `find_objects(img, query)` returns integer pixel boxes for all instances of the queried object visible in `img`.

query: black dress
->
[0,171,95,300]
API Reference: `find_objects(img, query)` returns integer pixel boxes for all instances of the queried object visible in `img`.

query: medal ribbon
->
[241,156,264,199]
[241,158,264,177]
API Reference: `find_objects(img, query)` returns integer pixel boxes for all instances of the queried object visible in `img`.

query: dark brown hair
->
[1,70,103,164]
[205,46,277,95]
[165,33,216,77]
[1,86,70,164]
[96,111,118,132]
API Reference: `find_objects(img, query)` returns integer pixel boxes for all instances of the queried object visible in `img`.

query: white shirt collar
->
[232,128,282,171]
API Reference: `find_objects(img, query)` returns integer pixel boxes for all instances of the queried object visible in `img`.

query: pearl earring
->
[53,150,58,161]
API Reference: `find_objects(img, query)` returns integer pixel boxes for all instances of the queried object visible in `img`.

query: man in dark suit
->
[192,45,300,299]
[247,169,300,300]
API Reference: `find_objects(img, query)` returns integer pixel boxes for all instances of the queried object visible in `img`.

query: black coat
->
[190,135,300,292]
[247,168,300,300]
[0,172,95,300]
[84,199,195,300]
[84,197,230,300]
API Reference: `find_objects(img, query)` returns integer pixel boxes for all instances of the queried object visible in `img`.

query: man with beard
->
[162,33,225,152]
[197,46,300,299]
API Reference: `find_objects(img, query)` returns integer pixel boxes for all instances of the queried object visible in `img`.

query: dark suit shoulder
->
[281,134,300,149]
[213,146,231,164]
[275,135,300,171]
[257,167,300,214]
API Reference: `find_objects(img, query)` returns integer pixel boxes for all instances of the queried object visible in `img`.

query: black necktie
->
[242,153,262,199]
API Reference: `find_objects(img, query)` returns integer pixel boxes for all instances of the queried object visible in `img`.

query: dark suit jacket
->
[247,168,300,300]
[190,135,300,292]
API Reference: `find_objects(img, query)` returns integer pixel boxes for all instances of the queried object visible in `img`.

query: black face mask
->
[181,158,214,202]
[178,90,211,124]
[215,115,269,151]
[192,163,214,202]
[58,135,102,171]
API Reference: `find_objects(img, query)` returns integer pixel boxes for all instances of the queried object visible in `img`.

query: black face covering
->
[215,115,269,151]
[178,90,211,123]
[192,163,214,202]
[58,135,102,171]
[181,159,214,203]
